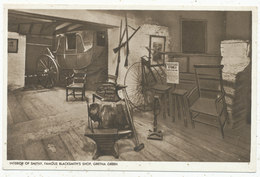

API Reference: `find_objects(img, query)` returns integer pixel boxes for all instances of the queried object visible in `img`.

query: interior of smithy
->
[7,9,252,162]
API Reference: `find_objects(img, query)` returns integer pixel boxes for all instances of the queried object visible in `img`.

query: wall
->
[225,11,251,40]
[223,12,252,126]
[95,10,225,85]
[108,23,170,85]
[15,10,227,86]
[131,11,225,88]
[8,32,26,90]
[149,11,226,55]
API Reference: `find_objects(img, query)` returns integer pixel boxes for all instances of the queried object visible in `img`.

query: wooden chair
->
[187,64,228,138]
[66,69,87,101]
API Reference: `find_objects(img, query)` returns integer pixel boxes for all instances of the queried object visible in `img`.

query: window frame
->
[96,31,106,47]
[180,18,208,54]
[65,32,77,51]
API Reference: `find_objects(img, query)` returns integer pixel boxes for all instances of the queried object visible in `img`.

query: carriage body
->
[55,31,95,70]
[36,30,107,88]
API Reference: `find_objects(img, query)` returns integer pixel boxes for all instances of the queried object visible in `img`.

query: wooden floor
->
[7,86,251,162]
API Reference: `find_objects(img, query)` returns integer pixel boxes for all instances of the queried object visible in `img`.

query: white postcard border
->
[2,3,258,172]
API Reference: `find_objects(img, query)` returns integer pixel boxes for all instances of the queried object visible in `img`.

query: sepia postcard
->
[2,3,257,172]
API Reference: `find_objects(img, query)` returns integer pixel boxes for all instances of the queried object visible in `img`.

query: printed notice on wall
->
[166,62,179,84]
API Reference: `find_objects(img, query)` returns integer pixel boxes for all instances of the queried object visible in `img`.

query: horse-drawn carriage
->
[36,30,107,88]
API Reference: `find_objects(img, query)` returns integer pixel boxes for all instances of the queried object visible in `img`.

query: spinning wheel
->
[36,55,59,88]
[124,61,155,111]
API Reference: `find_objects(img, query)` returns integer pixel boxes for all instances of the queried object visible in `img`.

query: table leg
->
[162,94,166,119]
[173,95,178,120]
[180,96,188,127]
[169,93,174,122]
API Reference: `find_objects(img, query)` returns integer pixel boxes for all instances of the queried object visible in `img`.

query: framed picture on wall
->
[8,38,18,53]
[149,35,166,66]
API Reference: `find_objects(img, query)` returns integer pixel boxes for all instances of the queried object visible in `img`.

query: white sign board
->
[166,62,179,84]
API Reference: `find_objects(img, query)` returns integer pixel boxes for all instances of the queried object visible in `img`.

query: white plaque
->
[166,62,179,84]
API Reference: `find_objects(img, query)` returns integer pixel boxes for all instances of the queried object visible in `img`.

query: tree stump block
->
[89,100,130,130]
[85,100,132,159]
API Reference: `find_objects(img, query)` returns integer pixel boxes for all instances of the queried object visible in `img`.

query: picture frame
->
[149,35,166,66]
[8,38,18,53]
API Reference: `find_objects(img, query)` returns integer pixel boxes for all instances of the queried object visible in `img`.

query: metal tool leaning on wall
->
[114,13,141,77]
[122,87,145,152]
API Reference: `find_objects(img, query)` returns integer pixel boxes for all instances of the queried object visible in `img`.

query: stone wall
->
[108,23,170,85]
[220,40,251,128]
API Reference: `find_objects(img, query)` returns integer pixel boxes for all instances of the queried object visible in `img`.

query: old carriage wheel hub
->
[44,68,50,73]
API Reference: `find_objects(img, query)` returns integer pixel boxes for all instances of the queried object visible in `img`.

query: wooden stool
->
[152,84,172,119]
[171,89,188,127]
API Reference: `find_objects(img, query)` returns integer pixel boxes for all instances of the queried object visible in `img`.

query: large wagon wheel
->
[36,55,59,88]
[124,62,155,111]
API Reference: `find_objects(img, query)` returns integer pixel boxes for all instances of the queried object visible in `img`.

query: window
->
[97,31,106,46]
[181,20,206,54]
[66,33,76,50]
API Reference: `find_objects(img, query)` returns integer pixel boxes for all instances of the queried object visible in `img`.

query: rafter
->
[54,23,82,34]
[67,24,83,32]
[55,22,72,31]
[9,13,55,23]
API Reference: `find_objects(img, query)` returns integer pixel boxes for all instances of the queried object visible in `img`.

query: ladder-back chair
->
[187,64,228,138]
[66,69,87,101]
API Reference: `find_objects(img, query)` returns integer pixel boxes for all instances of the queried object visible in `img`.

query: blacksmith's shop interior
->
[7,9,252,161]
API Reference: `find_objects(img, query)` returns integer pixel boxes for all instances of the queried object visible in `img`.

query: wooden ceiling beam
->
[9,13,55,23]
[9,10,116,29]
[29,34,53,39]
[54,23,80,35]
[67,24,83,32]
[55,22,72,31]
[8,22,50,25]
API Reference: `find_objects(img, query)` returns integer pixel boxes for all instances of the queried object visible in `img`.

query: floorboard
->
[59,131,93,161]
[134,120,199,161]
[8,92,29,124]
[6,87,251,162]
[42,135,74,161]
[135,115,249,162]
[23,140,49,160]
[7,144,25,160]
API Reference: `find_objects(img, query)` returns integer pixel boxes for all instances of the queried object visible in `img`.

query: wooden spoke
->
[36,55,59,88]
[124,62,155,111]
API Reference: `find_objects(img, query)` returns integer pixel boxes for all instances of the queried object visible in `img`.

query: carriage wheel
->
[36,55,59,88]
[124,62,155,111]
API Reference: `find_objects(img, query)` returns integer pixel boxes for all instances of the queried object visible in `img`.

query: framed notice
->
[166,62,179,84]
[8,38,18,53]
[149,35,166,66]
